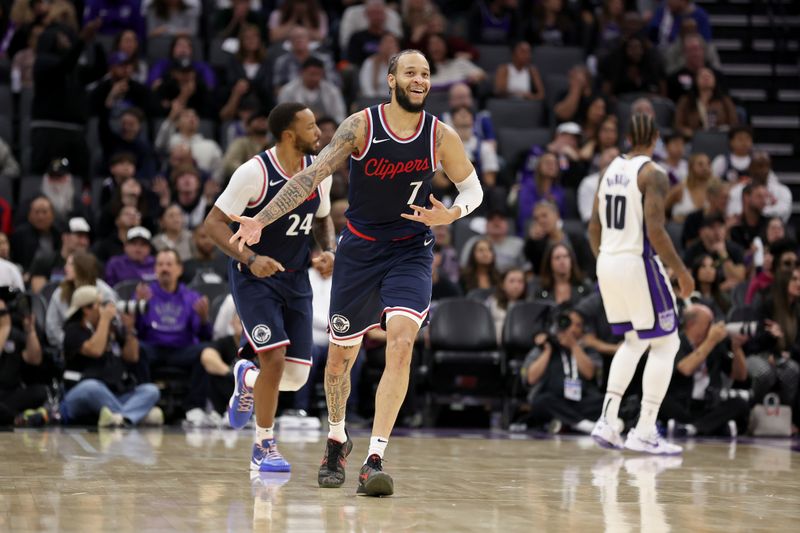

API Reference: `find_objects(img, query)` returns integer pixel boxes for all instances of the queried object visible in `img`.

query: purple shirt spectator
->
[516,147,567,234]
[83,0,147,43]
[648,2,711,47]
[104,254,155,287]
[136,281,212,348]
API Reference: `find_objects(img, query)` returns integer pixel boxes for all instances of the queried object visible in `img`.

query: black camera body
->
[0,286,31,318]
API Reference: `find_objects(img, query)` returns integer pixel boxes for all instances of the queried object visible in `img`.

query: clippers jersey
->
[346,103,438,241]
[597,155,653,256]
[234,148,322,270]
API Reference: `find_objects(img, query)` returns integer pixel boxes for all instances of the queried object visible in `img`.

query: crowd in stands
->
[0,0,798,437]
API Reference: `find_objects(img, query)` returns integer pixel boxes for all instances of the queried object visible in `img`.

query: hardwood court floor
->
[1,427,798,532]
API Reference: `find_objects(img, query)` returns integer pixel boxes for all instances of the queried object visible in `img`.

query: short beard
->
[394,84,426,113]
[297,139,319,155]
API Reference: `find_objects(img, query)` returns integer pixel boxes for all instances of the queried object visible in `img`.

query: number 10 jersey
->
[597,154,652,256]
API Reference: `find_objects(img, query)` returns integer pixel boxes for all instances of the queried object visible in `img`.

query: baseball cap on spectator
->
[68,217,91,235]
[109,51,133,66]
[65,285,99,321]
[700,213,725,228]
[47,158,70,177]
[556,122,582,137]
[127,226,152,242]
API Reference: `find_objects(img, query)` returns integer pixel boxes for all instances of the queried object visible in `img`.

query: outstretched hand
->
[228,214,265,252]
[400,194,458,227]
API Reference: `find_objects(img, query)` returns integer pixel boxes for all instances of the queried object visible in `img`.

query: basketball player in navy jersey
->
[229,50,483,496]
[204,103,335,472]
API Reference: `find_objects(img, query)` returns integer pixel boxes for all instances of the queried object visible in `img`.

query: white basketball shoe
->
[624,427,683,455]
[591,418,624,450]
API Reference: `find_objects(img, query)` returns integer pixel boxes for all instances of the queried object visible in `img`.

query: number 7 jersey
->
[597,155,654,257]
[346,104,438,241]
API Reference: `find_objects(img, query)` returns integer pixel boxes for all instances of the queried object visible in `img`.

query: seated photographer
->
[46,251,118,349]
[135,249,212,417]
[0,290,48,426]
[746,267,800,412]
[60,286,162,427]
[104,227,156,288]
[519,310,605,434]
[660,304,749,437]
[574,292,623,390]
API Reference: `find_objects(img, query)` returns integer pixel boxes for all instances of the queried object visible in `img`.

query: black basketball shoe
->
[356,454,394,497]
[318,428,353,488]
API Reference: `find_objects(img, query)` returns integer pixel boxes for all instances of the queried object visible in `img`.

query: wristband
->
[246,253,257,266]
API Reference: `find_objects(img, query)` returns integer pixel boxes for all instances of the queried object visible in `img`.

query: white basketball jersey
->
[597,155,653,256]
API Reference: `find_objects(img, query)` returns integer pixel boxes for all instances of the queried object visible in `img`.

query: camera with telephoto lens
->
[0,286,31,319]
[115,299,148,316]
[725,321,758,337]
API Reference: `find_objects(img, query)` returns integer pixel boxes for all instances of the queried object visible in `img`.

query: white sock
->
[602,332,649,422]
[244,366,258,389]
[574,420,595,434]
[366,436,388,462]
[636,332,680,435]
[685,424,698,437]
[255,424,274,443]
[328,418,347,443]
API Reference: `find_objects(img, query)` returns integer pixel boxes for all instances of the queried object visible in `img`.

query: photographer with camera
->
[660,304,749,437]
[519,309,605,434]
[60,286,161,427]
[0,288,48,426]
[135,249,212,422]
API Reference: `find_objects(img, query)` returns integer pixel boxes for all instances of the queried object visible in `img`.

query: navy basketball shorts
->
[228,261,313,366]
[327,226,434,346]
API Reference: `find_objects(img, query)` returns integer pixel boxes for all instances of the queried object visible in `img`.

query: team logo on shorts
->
[658,310,675,331]
[252,325,272,345]
[330,314,350,334]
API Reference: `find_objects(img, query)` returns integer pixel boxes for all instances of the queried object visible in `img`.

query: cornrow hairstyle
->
[629,112,658,148]
[268,102,308,140]
[387,49,426,76]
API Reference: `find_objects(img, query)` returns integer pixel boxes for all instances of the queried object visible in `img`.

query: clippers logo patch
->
[330,314,350,334]
[252,325,272,344]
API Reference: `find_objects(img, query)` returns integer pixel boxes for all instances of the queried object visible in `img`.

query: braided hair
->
[629,112,658,148]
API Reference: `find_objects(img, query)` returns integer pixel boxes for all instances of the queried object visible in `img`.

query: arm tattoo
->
[312,215,336,252]
[435,122,445,158]
[643,163,686,274]
[254,114,364,226]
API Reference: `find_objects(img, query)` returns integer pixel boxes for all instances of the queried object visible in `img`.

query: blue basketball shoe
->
[251,439,291,472]
[228,359,256,429]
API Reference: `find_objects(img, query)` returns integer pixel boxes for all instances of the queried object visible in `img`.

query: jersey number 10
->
[605,194,626,229]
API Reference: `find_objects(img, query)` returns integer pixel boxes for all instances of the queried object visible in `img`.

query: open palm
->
[228,214,265,252]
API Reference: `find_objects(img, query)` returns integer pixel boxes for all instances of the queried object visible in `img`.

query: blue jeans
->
[62,379,160,425]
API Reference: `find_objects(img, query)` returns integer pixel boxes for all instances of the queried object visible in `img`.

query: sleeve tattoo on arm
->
[254,114,364,227]
[312,216,336,251]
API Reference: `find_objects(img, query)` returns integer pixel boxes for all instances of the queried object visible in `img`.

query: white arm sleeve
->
[452,170,483,219]
[214,158,264,217]
[315,176,333,218]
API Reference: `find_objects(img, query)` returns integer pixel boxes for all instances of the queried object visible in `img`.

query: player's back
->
[346,104,437,241]
[597,154,652,257]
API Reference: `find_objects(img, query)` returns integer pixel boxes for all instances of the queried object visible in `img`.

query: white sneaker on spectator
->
[184,407,207,428]
[727,420,738,439]
[143,406,164,426]
[624,427,683,455]
[206,410,224,428]
[98,406,124,428]
[592,418,624,449]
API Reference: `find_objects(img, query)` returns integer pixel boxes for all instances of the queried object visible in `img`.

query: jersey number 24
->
[286,213,313,235]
